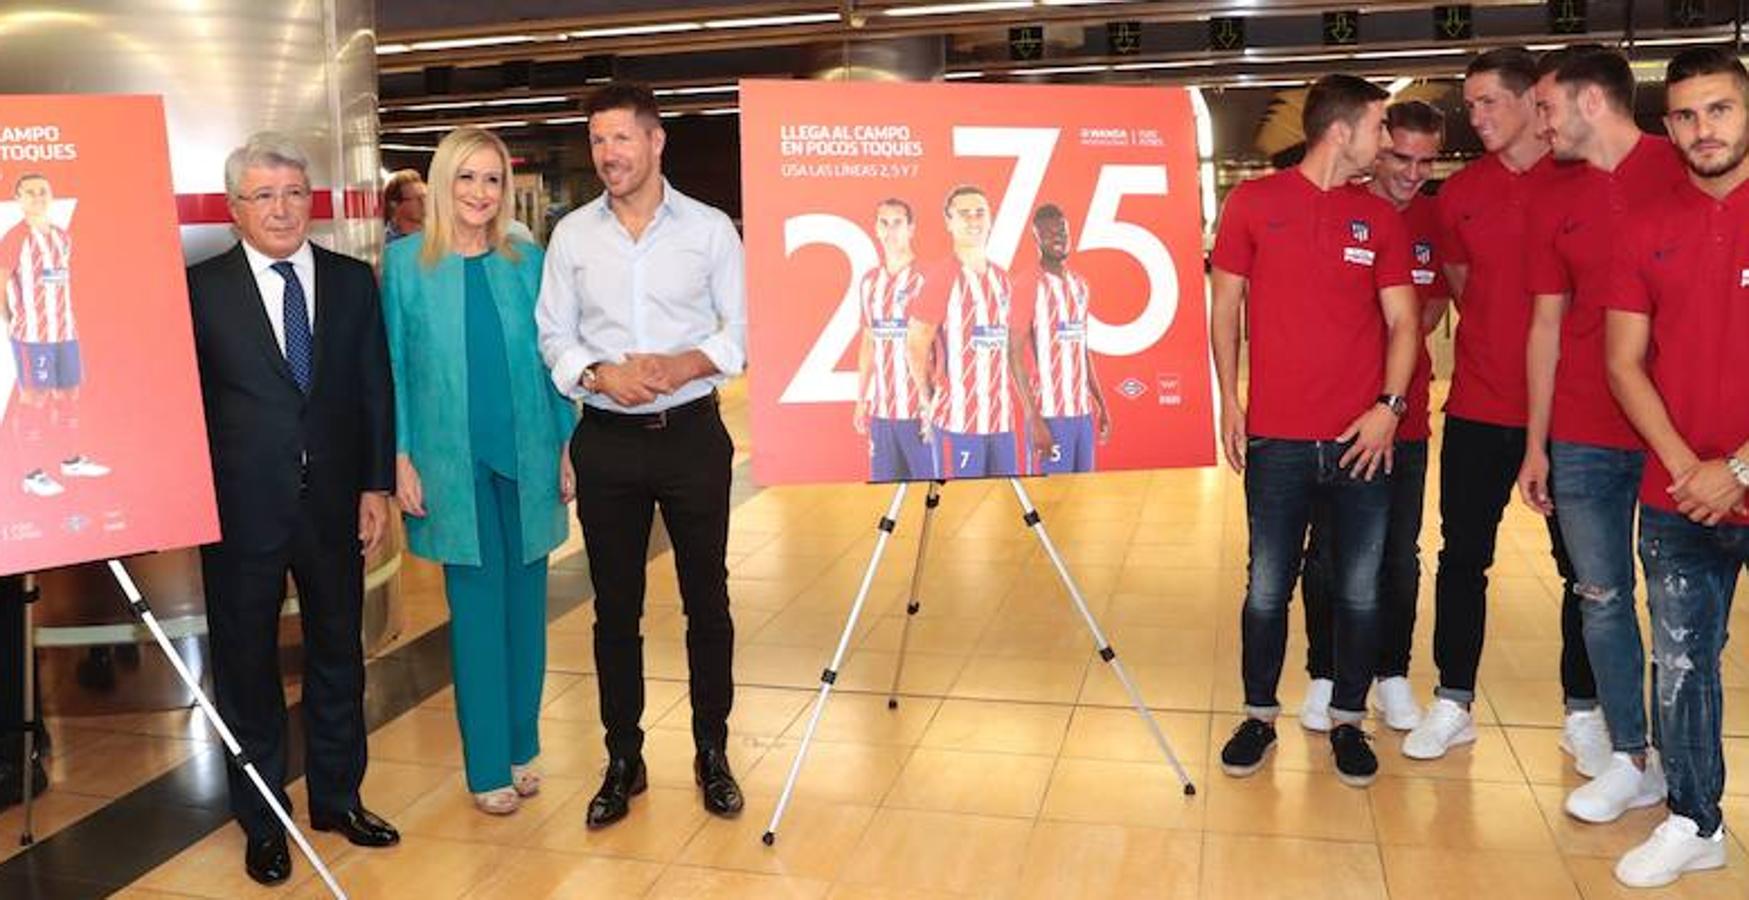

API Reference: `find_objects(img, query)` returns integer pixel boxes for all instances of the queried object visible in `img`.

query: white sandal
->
[511,763,542,798]
[473,786,520,815]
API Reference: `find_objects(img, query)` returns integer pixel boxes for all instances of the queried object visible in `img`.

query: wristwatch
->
[581,363,601,393]
[1376,393,1407,417]
[1727,455,1749,488]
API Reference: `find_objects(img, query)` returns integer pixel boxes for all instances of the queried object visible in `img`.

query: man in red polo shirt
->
[1518,46,1688,824]
[1210,74,1420,787]
[1299,100,1451,736]
[1404,48,1602,768]
[1604,46,1747,889]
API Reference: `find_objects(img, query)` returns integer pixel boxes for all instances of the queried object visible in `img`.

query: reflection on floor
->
[4,378,1747,898]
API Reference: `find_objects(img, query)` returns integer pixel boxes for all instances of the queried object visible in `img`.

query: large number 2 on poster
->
[778,127,1177,404]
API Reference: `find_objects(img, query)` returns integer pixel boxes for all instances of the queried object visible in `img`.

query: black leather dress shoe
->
[310,806,400,847]
[244,833,291,886]
[586,757,647,829]
[695,745,744,817]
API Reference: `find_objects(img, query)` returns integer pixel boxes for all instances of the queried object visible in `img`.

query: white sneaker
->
[21,470,63,497]
[1614,815,1727,888]
[60,456,110,478]
[1562,709,1613,779]
[1372,676,1422,731]
[1401,697,1475,760]
[1300,678,1334,732]
[1565,752,1667,824]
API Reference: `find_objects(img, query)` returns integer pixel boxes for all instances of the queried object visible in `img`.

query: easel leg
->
[18,574,38,846]
[1006,480,1197,795]
[763,484,909,845]
[886,480,943,709]
[107,560,350,898]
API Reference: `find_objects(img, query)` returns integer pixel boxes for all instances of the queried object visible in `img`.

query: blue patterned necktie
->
[271,261,313,393]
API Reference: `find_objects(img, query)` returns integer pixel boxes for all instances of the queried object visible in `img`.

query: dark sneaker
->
[1220,718,1277,777]
[1331,723,1378,787]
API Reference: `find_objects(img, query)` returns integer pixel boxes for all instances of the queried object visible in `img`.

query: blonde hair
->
[420,126,520,267]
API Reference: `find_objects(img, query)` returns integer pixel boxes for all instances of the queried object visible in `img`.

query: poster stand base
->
[761,478,1196,846]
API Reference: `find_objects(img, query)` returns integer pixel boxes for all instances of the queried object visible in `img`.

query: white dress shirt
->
[240,239,317,355]
[535,179,746,412]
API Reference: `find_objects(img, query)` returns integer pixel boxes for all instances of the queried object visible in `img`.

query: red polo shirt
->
[1610,177,1749,524]
[1212,169,1412,441]
[1527,135,1687,450]
[1399,193,1448,442]
[1437,152,1563,427]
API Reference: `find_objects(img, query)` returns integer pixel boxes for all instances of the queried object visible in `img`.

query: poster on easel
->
[0,95,217,576]
[739,79,1215,486]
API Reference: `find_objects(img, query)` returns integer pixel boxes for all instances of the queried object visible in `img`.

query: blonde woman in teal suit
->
[382,126,576,815]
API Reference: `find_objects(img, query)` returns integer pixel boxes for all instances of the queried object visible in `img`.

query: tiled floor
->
[10,377,1749,898]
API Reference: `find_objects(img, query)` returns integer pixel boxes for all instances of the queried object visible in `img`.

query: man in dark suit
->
[186,132,398,885]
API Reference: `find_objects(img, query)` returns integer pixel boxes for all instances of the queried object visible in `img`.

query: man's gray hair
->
[224,132,310,197]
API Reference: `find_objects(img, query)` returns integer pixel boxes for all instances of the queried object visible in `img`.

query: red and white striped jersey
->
[911,258,1013,435]
[1,222,75,344]
[1013,267,1092,418]
[858,263,925,420]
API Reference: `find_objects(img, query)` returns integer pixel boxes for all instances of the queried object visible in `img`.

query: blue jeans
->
[1243,438,1389,720]
[1638,507,1743,837]
[1551,441,1647,754]
[1303,439,1428,681]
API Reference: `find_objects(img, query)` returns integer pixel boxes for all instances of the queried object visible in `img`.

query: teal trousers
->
[441,464,548,792]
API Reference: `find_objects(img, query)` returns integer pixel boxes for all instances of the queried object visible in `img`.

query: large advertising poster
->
[741,79,1214,486]
[0,95,217,576]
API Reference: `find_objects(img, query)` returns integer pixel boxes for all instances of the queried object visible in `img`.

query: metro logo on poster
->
[740,79,1214,485]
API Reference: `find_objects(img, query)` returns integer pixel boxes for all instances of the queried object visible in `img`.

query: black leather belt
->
[582,391,718,430]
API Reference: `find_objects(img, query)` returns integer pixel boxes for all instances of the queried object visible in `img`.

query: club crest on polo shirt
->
[1413,241,1432,265]
[1350,219,1371,242]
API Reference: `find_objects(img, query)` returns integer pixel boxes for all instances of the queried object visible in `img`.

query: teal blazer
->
[382,234,577,566]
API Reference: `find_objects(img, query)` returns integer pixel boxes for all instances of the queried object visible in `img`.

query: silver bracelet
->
[1728,455,1749,488]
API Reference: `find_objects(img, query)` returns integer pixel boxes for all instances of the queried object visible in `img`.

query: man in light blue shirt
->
[535,81,747,830]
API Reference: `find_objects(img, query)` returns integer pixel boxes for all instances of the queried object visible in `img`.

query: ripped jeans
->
[1551,441,1647,754]
[1638,507,1742,838]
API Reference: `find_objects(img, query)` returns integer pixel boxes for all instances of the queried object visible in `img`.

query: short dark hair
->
[583,81,661,127]
[1032,203,1065,226]
[876,197,913,222]
[13,173,47,194]
[1302,74,1389,146]
[1467,46,1539,95]
[1666,45,1749,93]
[1553,46,1635,113]
[1386,100,1445,139]
[942,184,987,215]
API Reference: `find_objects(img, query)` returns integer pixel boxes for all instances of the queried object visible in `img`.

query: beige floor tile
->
[1375,723,1528,783]
[742,738,911,805]
[1503,726,1591,789]
[824,886,966,900]
[1378,845,1580,899]
[458,849,663,899]
[286,835,498,900]
[677,798,876,880]
[859,614,994,656]
[1039,757,1206,831]
[538,674,689,725]
[637,728,769,790]
[525,785,708,862]
[1060,707,1210,765]
[885,747,1055,817]
[544,630,596,674]
[653,684,813,738]
[368,707,467,767]
[1370,777,1556,850]
[1203,768,1375,842]
[742,643,854,690]
[46,732,200,798]
[133,824,349,899]
[973,617,1101,662]
[950,656,1089,704]
[646,865,831,899]
[836,808,1033,894]
[1009,822,1200,900]
[1201,834,1387,900]
[1529,783,1680,859]
[917,699,1072,755]
[778,692,941,747]
[395,770,587,844]
[834,649,968,696]
[1078,661,1214,712]
[1487,678,1574,727]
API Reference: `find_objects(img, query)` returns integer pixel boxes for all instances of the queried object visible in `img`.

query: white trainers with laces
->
[1401,697,1475,760]
[1372,676,1422,731]
[22,470,64,497]
[1565,751,1666,824]
[60,456,110,478]
[1561,708,1613,779]
[1614,814,1727,888]
[1299,678,1334,732]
